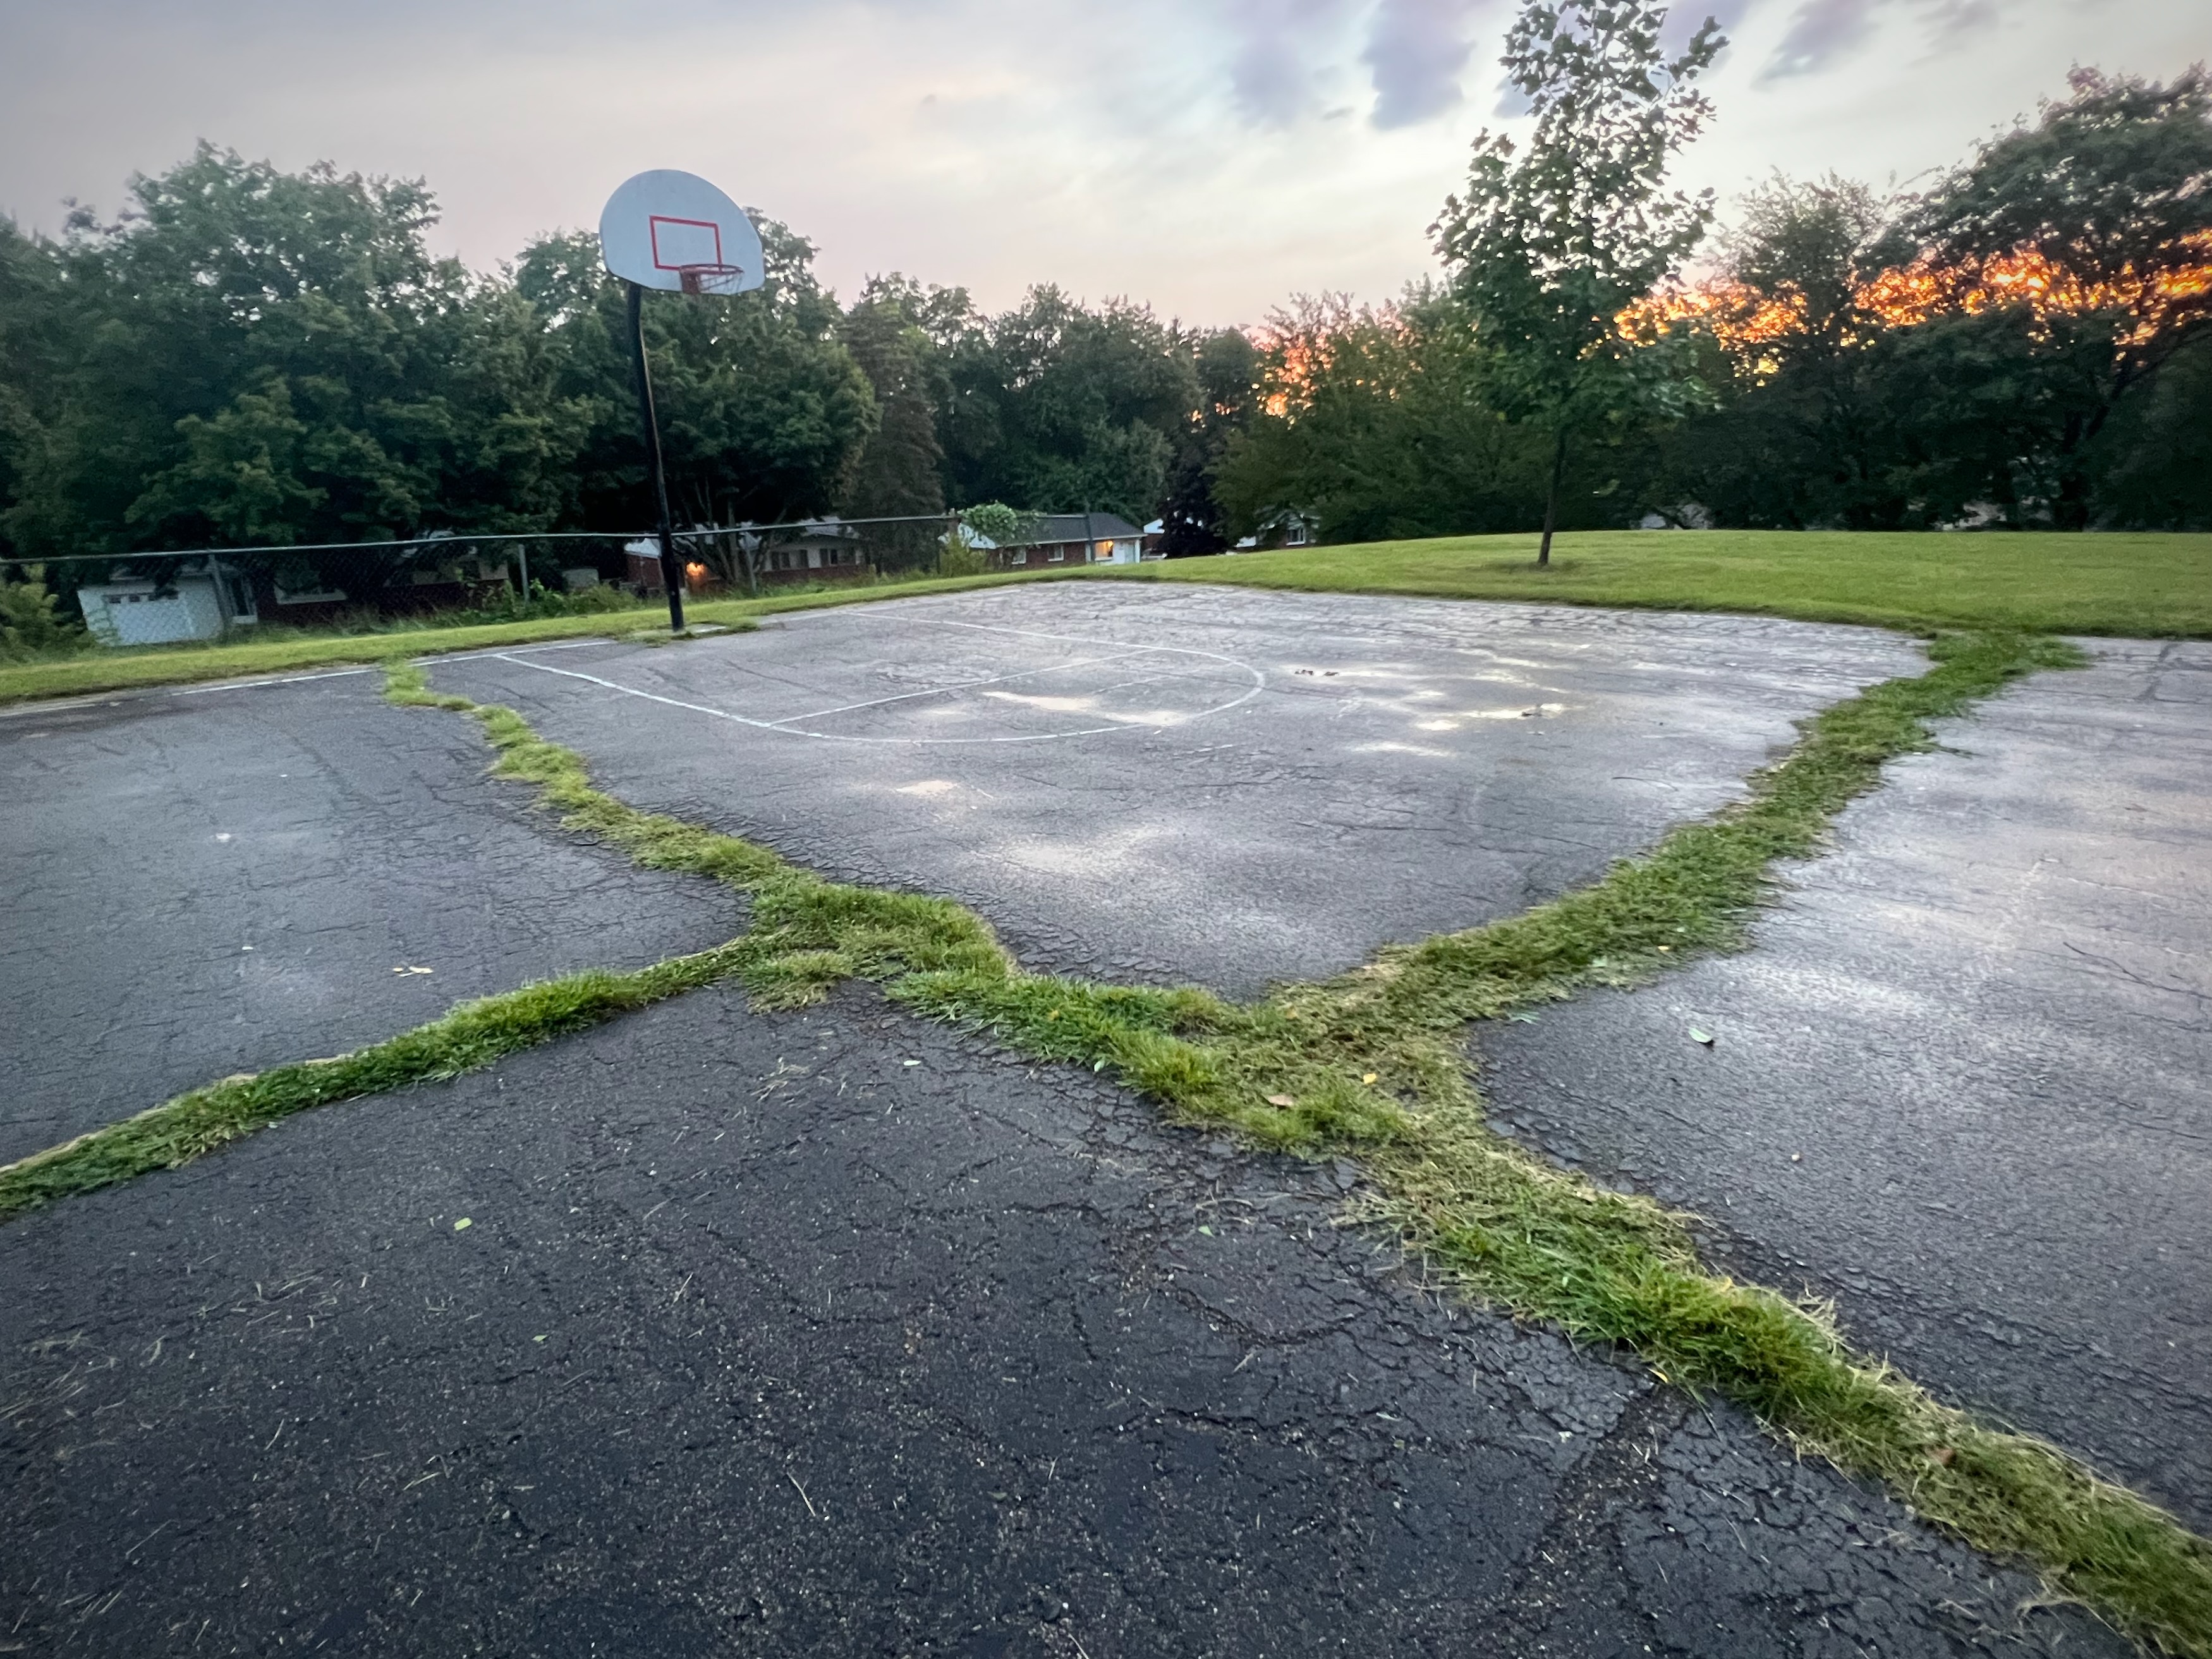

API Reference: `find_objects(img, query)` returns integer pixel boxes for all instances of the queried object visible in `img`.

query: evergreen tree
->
[838,285,946,519]
[1157,328,1259,556]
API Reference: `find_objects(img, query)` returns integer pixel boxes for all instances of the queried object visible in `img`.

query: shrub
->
[0,567,88,660]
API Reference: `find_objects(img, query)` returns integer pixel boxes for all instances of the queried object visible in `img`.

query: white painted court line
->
[0,636,617,721]
[490,654,794,730]
[489,622,1267,745]
[761,646,1170,726]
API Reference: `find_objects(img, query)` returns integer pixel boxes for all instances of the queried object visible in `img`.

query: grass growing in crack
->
[0,940,752,1220]
[396,642,2212,1655]
[392,640,2209,1654]
[12,638,2209,1653]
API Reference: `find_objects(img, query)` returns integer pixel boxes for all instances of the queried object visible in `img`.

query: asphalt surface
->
[428,584,1924,996]
[1477,639,2212,1530]
[0,662,739,1164]
[1,592,2197,1653]
[0,984,2125,1658]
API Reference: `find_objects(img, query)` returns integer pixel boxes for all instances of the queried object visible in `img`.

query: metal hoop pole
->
[627,280,684,633]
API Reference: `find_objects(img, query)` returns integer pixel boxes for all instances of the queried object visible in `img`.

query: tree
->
[1431,0,1725,562]
[1155,327,1259,556]
[1904,68,2212,526]
[2083,332,2212,529]
[514,221,876,534]
[937,287,1199,523]
[1215,289,1552,544]
[1,146,593,596]
[839,281,947,519]
[0,219,78,563]
[1632,173,1918,528]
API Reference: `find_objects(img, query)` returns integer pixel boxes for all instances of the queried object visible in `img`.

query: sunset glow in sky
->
[3,1,2206,325]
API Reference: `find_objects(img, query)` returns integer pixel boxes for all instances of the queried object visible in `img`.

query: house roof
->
[1026,512,1143,542]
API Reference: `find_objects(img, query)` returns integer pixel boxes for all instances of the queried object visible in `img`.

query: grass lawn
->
[5,530,2204,707]
[1118,529,2212,638]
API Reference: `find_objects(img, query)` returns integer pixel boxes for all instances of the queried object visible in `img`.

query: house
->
[1256,507,1320,549]
[989,513,1153,571]
[627,524,872,592]
[78,561,258,647]
[1231,507,1320,552]
[752,522,868,583]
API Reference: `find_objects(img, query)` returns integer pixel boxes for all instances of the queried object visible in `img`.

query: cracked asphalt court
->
[3,584,2201,1656]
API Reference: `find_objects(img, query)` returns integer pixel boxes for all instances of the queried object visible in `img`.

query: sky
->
[2,0,2206,327]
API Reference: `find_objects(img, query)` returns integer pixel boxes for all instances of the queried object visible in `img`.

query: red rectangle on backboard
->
[650,216,723,270]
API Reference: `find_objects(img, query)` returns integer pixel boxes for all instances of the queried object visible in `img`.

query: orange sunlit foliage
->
[1254,301,1413,418]
[1626,233,2212,377]
[1261,336,1315,418]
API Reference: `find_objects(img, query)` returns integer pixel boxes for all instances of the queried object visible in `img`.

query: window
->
[1046,545,1066,562]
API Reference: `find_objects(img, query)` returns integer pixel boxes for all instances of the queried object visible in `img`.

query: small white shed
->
[78,563,257,648]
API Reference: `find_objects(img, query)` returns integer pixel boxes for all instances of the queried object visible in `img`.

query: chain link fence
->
[1,511,1157,659]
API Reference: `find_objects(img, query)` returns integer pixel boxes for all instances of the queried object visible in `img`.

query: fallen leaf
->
[1265,1094,1296,1108]
[1197,1225,1214,1236]
[1926,1445,1957,1467]
[1361,1072,1378,1085]
[1689,1028,1715,1046]
[453,1218,472,1231]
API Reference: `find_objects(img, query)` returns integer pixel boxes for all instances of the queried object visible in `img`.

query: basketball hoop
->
[599,173,763,298]
[674,263,751,297]
[597,169,763,634]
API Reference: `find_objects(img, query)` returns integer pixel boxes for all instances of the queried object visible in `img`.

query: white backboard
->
[599,170,764,295]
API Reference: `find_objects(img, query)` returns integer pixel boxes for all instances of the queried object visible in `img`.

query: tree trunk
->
[1538,426,1569,566]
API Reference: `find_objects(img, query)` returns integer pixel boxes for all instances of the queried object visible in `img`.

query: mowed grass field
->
[3,530,2205,706]
[1121,530,2212,638]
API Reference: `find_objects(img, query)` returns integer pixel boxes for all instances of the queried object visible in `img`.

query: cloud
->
[0,0,2188,325]
[1221,0,1497,130]
[1763,0,1881,78]
[1363,0,1492,128]
[1760,0,2000,80]
[1222,0,1357,125]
